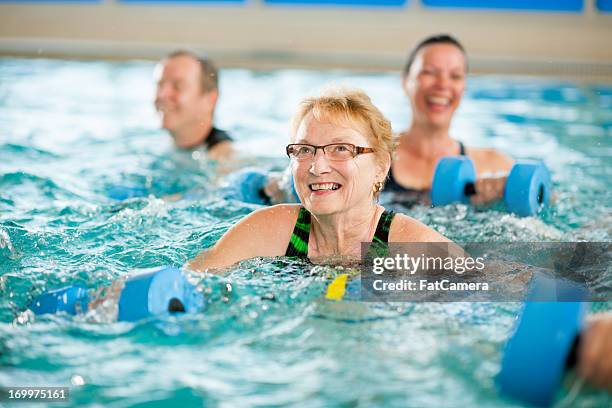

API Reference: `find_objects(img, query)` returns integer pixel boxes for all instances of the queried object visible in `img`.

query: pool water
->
[0,58,611,407]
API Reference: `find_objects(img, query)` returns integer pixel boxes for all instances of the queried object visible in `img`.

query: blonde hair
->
[290,86,396,172]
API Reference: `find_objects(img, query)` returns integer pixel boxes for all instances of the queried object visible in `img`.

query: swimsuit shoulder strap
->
[285,206,311,258]
[204,127,233,151]
[285,208,394,259]
[458,141,466,156]
[367,209,396,259]
[373,209,395,245]
[384,169,424,194]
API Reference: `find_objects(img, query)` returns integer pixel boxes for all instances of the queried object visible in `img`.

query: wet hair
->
[290,86,395,195]
[166,50,219,93]
[402,34,467,78]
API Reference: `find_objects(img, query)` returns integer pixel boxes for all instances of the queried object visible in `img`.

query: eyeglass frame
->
[285,143,375,161]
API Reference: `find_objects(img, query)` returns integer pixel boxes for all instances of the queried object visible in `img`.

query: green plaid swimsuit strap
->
[285,207,395,258]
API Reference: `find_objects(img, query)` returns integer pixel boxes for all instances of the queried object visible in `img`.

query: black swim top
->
[203,127,233,151]
[285,207,395,259]
[383,141,466,205]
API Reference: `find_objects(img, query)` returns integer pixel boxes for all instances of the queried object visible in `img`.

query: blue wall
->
[597,0,612,12]
[421,0,582,12]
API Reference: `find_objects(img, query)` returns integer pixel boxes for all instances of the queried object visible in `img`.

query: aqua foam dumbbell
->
[225,170,271,205]
[497,274,589,407]
[504,161,551,217]
[31,267,204,322]
[117,266,204,322]
[431,157,551,216]
[30,285,90,316]
[431,156,477,206]
[227,167,303,205]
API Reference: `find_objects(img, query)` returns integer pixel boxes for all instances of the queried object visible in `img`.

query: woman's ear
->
[378,153,392,180]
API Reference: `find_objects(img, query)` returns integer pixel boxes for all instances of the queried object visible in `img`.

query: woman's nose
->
[309,149,332,175]
[435,72,451,88]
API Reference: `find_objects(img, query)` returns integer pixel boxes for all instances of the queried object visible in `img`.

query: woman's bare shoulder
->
[189,204,301,271]
[226,204,301,245]
[388,212,450,242]
[247,203,301,223]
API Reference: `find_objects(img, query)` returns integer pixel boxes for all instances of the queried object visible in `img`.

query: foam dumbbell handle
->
[497,274,589,407]
[431,157,477,206]
[30,285,90,316]
[504,161,551,217]
[117,266,204,322]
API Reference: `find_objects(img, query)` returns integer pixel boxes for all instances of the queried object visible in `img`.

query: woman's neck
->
[399,122,457,160]
[309,202,382,257]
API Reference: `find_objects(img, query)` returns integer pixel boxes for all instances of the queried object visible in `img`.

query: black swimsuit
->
[383,141,466,205]
[203,127,233,151]
[285,207,395,259]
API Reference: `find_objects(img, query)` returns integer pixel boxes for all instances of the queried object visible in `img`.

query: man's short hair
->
[167,50,219,93]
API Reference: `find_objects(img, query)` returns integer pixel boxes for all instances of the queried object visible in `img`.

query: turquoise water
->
[0,58,611,407]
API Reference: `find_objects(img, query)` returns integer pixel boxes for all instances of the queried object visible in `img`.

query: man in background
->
[154,50,233,160]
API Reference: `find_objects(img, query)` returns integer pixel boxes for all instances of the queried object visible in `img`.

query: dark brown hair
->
[402,34,467,78]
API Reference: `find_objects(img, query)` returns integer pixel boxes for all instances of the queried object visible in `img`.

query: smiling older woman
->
[189,87,449,271]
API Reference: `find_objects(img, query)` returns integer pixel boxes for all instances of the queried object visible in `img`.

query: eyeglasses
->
[286,143,375,161]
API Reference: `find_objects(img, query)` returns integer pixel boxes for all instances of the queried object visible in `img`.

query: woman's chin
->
[305,200,344,216]
[425,115,451,128]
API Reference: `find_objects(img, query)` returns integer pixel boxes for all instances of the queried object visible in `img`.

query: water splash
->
[0,226,18,259]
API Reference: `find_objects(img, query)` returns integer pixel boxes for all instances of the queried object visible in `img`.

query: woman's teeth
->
[310,183,340,191]
[426,96,450,106]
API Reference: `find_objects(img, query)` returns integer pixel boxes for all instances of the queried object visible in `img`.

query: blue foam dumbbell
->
[30,267,204,322]
[497,274,589,407]
[504,161,551,217]
[30,285,90,316]
[226,168,303,205]
[117,266,204,322]
[226,170,271,205]
[431,157,551,216]
[431,156,477,206]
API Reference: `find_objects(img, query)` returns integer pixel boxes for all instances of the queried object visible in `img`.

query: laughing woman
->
[384,34,514,206]
[189,87,449,271]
